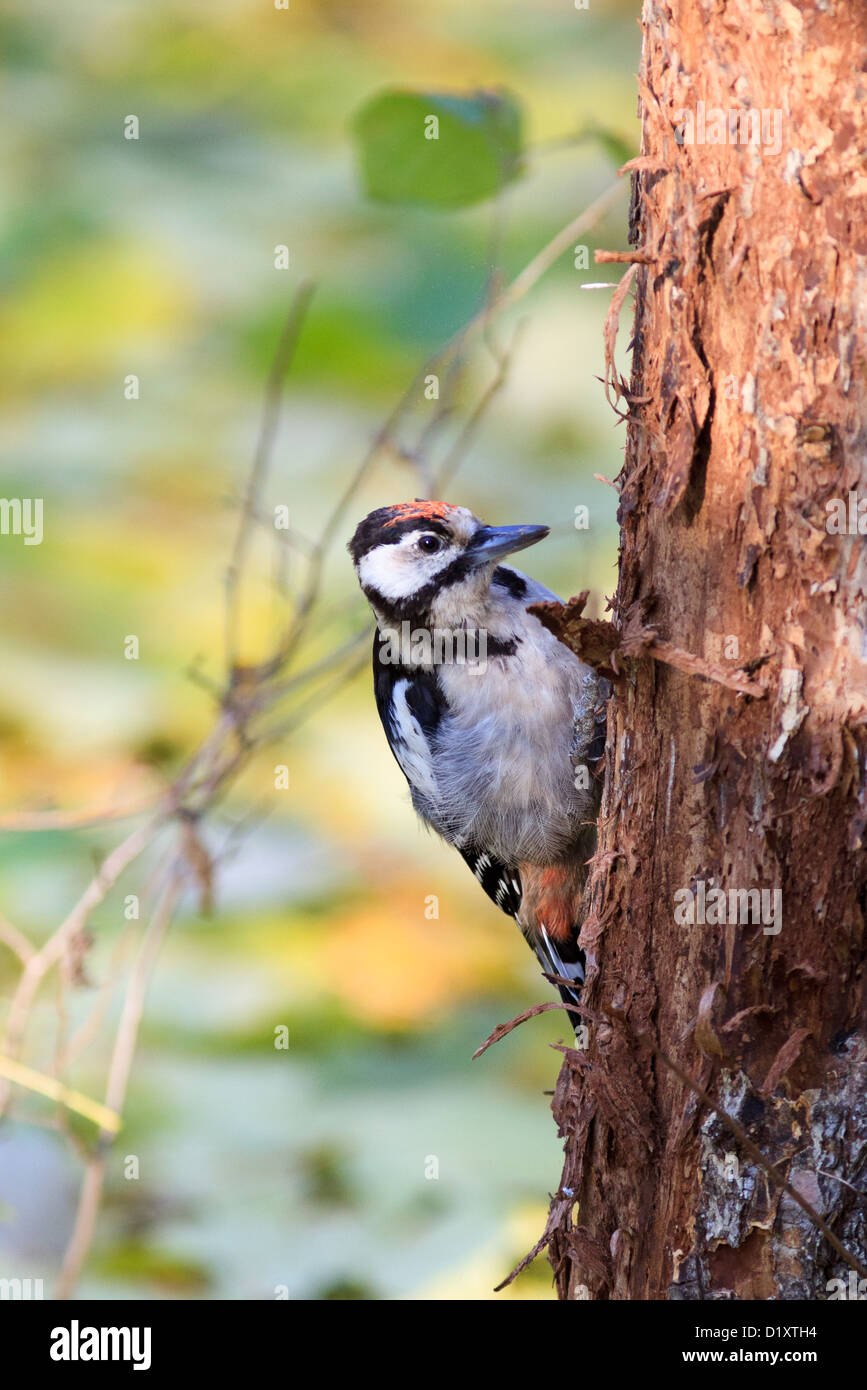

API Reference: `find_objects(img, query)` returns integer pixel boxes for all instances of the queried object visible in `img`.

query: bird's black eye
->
[417,534,443,554]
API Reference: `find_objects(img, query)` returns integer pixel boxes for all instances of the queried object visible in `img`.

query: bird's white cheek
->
[357,547,413,600]
[358,543,454,601]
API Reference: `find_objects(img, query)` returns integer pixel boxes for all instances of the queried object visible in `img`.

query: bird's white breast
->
[426,595,598,863]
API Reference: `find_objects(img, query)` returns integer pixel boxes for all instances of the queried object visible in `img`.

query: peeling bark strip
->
[548,0,867,1301]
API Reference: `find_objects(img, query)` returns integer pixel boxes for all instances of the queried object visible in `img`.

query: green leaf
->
[352,88,524,210]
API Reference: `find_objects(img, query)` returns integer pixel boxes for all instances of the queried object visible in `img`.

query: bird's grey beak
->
[468,523,549,565]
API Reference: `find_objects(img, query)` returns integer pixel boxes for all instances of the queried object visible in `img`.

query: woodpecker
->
[348,500,607,1028]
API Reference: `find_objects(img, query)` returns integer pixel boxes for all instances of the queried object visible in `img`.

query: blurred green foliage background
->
[0,0,638,1299]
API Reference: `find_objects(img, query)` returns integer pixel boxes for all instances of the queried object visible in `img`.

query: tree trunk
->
[539,0,867,1301]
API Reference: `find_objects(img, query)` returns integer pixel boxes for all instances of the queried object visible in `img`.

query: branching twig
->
[224,280,316,674]
[0,796,161,833]
[54,863,187,1301]
[0,817,163,1115]
[472,998,581,1059]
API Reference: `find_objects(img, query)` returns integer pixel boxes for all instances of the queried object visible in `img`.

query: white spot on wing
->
[390,679,439,801]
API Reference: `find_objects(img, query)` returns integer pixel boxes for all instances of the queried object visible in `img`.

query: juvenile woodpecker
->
[349,500,606,1026]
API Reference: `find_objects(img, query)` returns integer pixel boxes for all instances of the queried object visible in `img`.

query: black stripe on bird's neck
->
[370,612,520,661]
[361,551,479,625]
[491,566,528,600]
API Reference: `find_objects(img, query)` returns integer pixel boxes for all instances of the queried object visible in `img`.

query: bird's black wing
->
[456,845,522,920]
[371,633,443,813]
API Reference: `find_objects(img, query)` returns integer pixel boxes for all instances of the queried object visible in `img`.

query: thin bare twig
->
[224,281,316,674]
[0,795,161,833]
[434,318,527,496]
[54,863,186,1301]
[0,816,163,1115]
[472,999,581,1059]
[0,914,36,964]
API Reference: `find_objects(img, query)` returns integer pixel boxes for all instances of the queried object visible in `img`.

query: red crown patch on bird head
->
[381,500,459,528]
